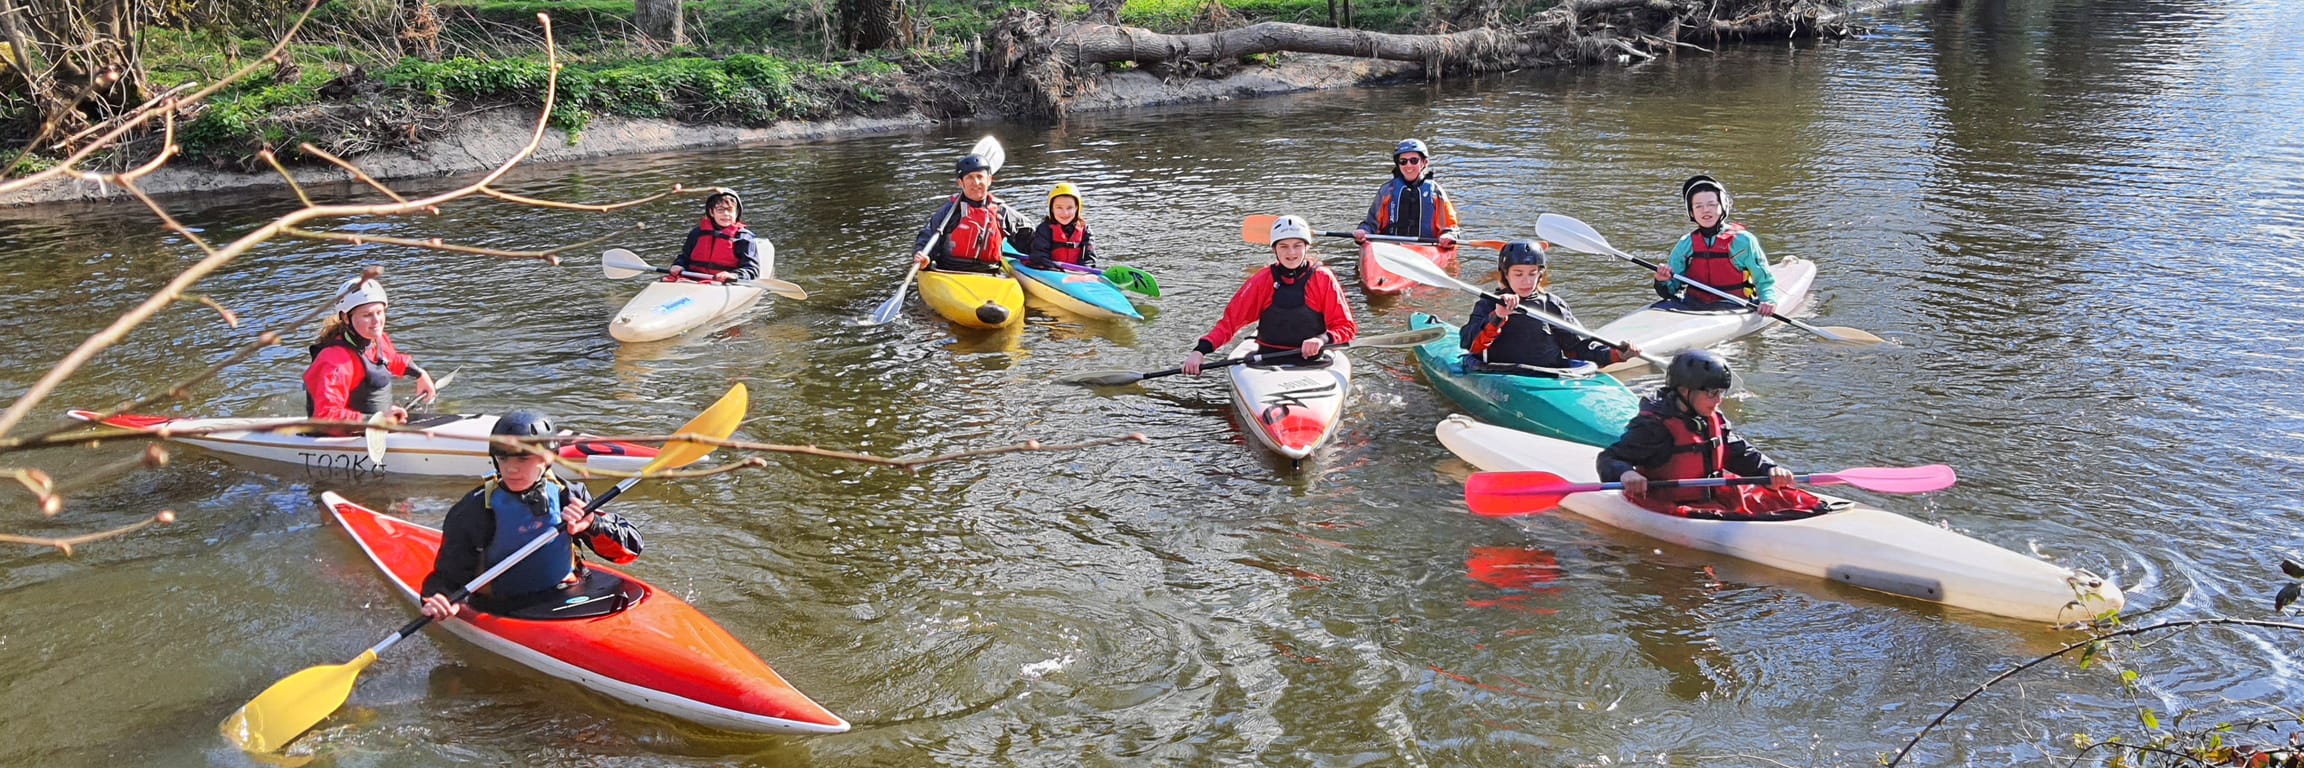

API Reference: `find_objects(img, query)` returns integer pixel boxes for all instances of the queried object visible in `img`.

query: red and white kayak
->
[1360,242,1455,295]
[68,411,660,481]
[321,491,850,734]
[1225,339,1352,460]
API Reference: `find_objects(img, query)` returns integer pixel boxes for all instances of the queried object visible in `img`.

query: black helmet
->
[702,188,742,220]
[1497,240,1547,270]
[490,409,557,457]
[1681,174,1731,222]
[955,154,992,178]
[1665,350,1734,392]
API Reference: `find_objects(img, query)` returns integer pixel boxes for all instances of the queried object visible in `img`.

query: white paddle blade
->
[602,248,654,279]
[1368,243,1475,293]
[970,135,1005,176]
[1534,213,1613,255]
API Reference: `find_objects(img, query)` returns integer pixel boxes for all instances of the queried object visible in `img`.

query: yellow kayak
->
[918,268,1023,329]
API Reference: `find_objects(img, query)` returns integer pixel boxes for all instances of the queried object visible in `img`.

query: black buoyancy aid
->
[945,195,1006,265]
[1255,265,1327,349]
[1045,221,1086,265]
[306,337,392,417]
[482,477,575,598]
[1682,224,1753,304]
[1483,296,1570,366]
[1645,397,1730,505]
[685,217,743,272]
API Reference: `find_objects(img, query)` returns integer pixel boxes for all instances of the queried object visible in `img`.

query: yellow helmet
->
[1047,182,1082,215]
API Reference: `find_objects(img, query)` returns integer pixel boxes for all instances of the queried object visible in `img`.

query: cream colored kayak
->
[1435,415,2123,624]
[1590,256,1818,357]
[610,279,767,342]
[1226,339,1351,461]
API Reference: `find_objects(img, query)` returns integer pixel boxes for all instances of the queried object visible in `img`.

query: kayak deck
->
[1590,256,1818,356]
[1006,258,1141,320]
[1361,242,1455,295]
[610,279,768,343]
[322,491,849,734]
[918,269,1024,329]
[1408,313,1637,446]
[1225,339,1352,460]
[1435,415,2124,624]
[69,410,660,481]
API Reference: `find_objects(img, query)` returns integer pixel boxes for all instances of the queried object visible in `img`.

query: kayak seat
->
[472,568,644,620]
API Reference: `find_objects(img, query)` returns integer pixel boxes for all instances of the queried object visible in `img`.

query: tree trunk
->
[636,0,685,46]
[1,0,150,154]
[839,0,902,51]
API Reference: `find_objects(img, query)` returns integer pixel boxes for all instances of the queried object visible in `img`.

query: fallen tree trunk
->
[987,0,1868,118]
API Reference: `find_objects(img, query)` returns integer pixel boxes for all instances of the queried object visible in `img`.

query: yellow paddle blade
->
[220,649,380,753]
[643,383,747,474]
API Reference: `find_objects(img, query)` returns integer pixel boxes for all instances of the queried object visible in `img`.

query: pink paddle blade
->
[1463,471,1588,517]
[1809,465,1957,494]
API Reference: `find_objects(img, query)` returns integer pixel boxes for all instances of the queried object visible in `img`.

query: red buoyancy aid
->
[1045,221,1086,265]
[946,195,1006,265]
[1682,224,1753,304]
[1648,401,1730,505]
[686,217,742,272]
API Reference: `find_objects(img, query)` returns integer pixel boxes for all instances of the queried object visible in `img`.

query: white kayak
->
[1435,415,2124,624]
[609,242,778,342]
[1226,339,1352,461]
[68,410,662,482]
[1590,256,1818,357]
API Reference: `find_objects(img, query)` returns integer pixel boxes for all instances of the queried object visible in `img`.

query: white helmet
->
[1269,215,1313,245]
[334,276,388,315]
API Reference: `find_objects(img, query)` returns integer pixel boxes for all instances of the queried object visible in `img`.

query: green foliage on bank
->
[1118,0,1425,31]
[380,54,889,135]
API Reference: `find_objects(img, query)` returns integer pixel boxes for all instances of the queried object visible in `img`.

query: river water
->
[4,0,2302,764]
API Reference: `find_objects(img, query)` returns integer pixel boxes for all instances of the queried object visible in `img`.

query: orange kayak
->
[1360,241,1456,295]
[322,491,849,734]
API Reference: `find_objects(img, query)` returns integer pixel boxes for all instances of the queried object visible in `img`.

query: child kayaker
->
[303,275,436,433]
[1024,182,1097,271]
[1460,240,1640,371]
[1181,215,1358,375]
[1595,350,1824,519]
[1652,175,1780,316]
[669,188,762,283]
[420,410,645,619]
[912,152,1034,275]
[1352,138,1461,248]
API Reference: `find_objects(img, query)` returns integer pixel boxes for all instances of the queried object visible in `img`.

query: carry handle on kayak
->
[220,384,750,754]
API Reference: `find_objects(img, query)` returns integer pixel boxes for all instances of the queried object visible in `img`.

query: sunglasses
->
[1396,156,1426,166]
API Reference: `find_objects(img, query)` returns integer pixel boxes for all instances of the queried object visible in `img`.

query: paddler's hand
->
[1352,228,1370,245]
[1653,265,1674,282]
[387,405,411,424]
[1756,302,1777,317]
[1299,335,1326,359]
[1182,350,1205,376]
[1437,233,1457,249]
[1498,293,1522,313]
[711,271,733,283]
[913,251,930,270]
[1620,471,1649,499]
[560,497,593,536]
[420,592,461,620]
[1613,342,1643,363]
[413,370,438,404]
[1768,467,1795,489]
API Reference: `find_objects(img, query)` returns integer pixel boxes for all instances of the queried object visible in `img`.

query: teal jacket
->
[1657,226,1778,305]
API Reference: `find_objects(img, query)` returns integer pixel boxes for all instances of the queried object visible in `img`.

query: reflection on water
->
[2,0,2302,764]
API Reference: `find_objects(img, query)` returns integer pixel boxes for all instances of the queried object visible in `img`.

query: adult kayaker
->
[420,410,645,620]
[670,188,761,283]
[1181,215,1358,375]
[1652,175,1780,316]
[303,276,436,433]
[1461,240,1641,370]
[912,152,1034,275]
[1595,350,1824,518]
[1352,139,1461,248]
[1024,182,1098,271]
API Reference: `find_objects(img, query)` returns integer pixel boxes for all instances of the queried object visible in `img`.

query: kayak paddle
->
[1533,213,1889,346]
[220,383,750,754]
[1050,261,1161,298]
[366,367,460,461]
[1366,243,1671,369]
[1239,214,1507,250]
[1055,327,1447,386]
[601,248,809,300]
[1462,464,1957,517]
[861,135,1004,326]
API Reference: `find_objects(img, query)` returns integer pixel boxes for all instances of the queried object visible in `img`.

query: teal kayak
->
[1409,313,1638,447]
[1005,257,1142,320]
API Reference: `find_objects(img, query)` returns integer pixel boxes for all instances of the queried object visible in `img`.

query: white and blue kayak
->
[1409,313,1637,447]
[1435,415,2124,624]
[609,243,779,342]
[1590,256,1817,357]
[1227,339,1351,461]
[68,410,661,482]
[1005,258,1142,320]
